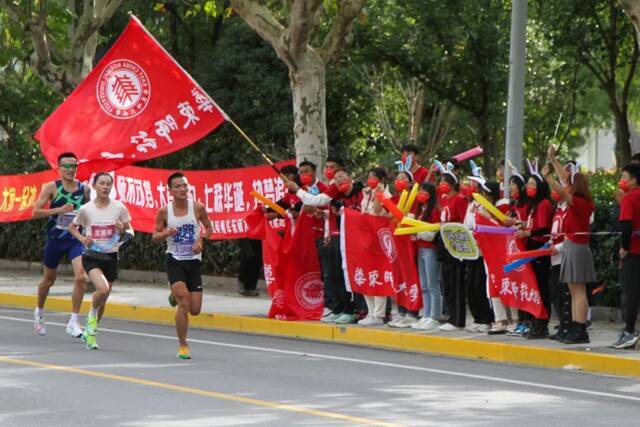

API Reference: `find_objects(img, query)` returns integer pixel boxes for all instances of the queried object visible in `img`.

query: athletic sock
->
[69,313,79,324]
[34,307,43,320]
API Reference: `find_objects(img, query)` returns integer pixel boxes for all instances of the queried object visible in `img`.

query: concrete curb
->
[1,292,638,378]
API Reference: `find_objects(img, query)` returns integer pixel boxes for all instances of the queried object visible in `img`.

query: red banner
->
[0,170,56,222]
[0,161,293,240]
[475,216,548,319]
[268,213,324,321]
[36,16,225,178]
[340,209,396,297]
[393,235,423,312]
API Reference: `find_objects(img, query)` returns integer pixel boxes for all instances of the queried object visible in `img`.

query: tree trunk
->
[289,51,327,169]
[620,0,640,50]
[613,108,632,166]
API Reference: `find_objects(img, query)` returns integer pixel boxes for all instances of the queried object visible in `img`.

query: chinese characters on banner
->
[0,170,57,222]
[0,161,293,240]
[35,16,226,179]
[474,216,548,319]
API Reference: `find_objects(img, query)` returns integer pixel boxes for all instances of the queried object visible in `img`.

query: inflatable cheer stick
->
[472,193,508,223]
[503,243,551,273]
[506,247,554,262]
[394,223,441,235]
[475,224,517,235]
[400,216,430,228]
[376,192,404,221]
[397,189,409,212]
[250,191,286,217]
[453,146,483,163]
[403,183,420,214]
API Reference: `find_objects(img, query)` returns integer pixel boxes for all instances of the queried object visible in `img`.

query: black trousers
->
[238,238,262,291]
[622,254,640,333]
[327,236,354,315]
[442,254,466,327]
[316,239,333,310]
[531,255,551,322]
[549,264,572,325]
[465,258,494,324]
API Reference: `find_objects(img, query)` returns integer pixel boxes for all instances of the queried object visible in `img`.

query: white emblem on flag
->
[97,59,151,119]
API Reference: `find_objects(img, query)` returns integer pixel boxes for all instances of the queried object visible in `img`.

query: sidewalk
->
[1,268,639,377]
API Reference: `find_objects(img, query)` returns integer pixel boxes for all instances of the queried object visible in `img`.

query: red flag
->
[35,16,226,177]
[475,215,548,319]
[393,235,423,312]
[340,209,396,296]
[269,213,324,320]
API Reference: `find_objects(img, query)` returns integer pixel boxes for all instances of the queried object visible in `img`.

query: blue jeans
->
[418,247,441,320]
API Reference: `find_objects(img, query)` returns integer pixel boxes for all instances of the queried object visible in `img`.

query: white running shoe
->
[438,322,462,332]
[410,318,428,329]
[396,316,418,328]
[418,318,440,331]
[465,322,483,332]
[474,323,491,333]
[358,315,383,326]
[387,314,406,328]
[321,312,339,323]
[34,317,47,336]
[66,322,83,338]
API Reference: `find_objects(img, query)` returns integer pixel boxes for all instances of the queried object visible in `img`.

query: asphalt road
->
[1,306,639,426]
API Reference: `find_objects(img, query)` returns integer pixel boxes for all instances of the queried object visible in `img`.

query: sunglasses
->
[60,163,78,170]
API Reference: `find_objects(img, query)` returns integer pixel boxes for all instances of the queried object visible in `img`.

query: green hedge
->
[0,220,240,276]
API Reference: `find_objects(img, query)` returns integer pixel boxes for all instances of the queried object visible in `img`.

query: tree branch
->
[286,0,322,55]
[319,0,366,64]
[229,0,286,49]
[622,31,639,111]
[620,0,640,50]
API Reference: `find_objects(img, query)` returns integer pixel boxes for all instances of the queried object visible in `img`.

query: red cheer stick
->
[506,248,554,262]
[376,192,404,221]
[453,146,483,163]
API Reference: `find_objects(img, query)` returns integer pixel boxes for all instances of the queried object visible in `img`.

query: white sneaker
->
[465,322,482,332]
[418,318,440,331]
[358,316,383,326]
[396,316,418,328]
[34,317,47,336]
[387,314,406,328]
[438,322,462,332]
[321,312,339,323]
[474,323,491,332]
[66,322,83,338]
[410,318,428,329]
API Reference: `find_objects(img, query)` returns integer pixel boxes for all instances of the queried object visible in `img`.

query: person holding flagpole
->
[31,152,90,338]
[152,172,213,359]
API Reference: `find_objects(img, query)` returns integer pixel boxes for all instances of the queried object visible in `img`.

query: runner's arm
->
[151,207,171,244]
[196,202,213,238]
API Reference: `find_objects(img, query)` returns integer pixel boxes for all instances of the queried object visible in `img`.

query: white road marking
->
[1,313,639,403]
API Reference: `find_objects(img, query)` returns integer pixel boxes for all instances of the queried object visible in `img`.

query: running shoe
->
[358,315,383,326]
[611,331,638,349]
[85,311,98,336]
[177,346,191,359]
[334,313,357,324]
[34,317,47,336]
[321,312,340,323]
[65,322,83,338]
[82,331,99,350]
[438,322,462,332]
[168,293,177,307]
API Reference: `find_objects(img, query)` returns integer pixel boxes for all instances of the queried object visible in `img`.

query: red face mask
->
[438,182,451,195]
[324,167,335,180]
[511,189,520,200]
[618,179,630,193]
[526,187,537,198]
[367,177,380,190]
[416,192,430,203]
[551,190,561,202]
[338,181,351,194]
[300,173,314,186]
[395,180,409,192]
[461,184,475,196]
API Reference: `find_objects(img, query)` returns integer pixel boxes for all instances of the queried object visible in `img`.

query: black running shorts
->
[82,251,119,282]
[166,253,203,293]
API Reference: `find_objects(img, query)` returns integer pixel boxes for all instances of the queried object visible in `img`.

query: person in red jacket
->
[543,147,597,344]
[611,163,640,349]
[437,170,469,331]
[515,164,553,339]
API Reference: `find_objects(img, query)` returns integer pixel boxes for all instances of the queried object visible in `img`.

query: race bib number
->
[55,212,77,230]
